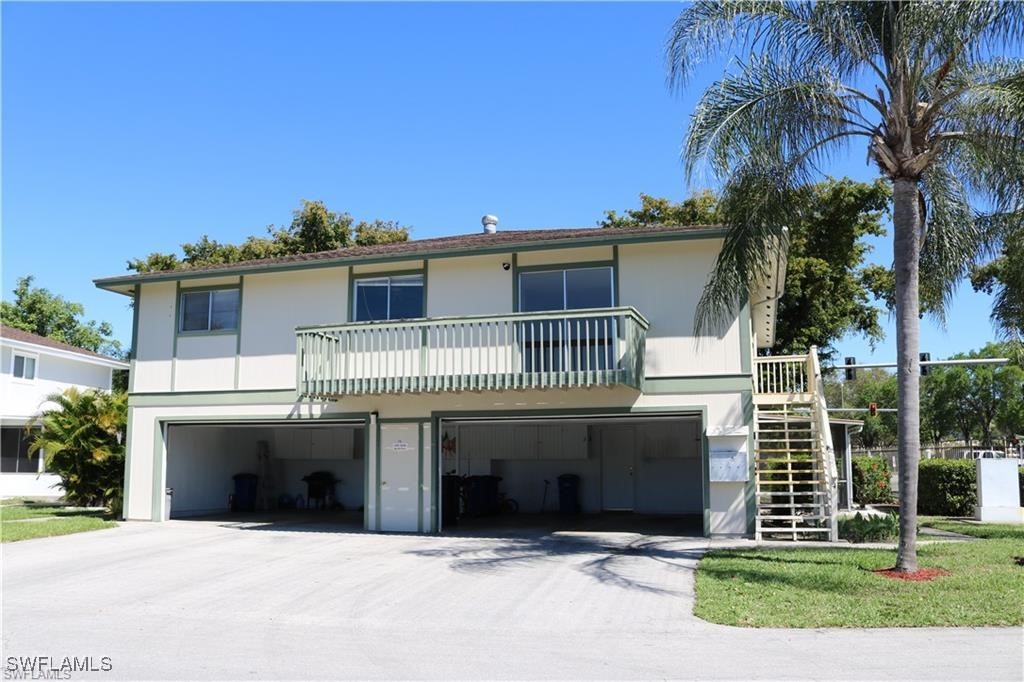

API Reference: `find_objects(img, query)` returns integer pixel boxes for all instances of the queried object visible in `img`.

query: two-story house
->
[1,325,129,498]
[95,219,838,538]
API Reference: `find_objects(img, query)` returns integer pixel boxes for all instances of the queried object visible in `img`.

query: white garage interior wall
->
[165,423,364,517]
[442,417,702,516]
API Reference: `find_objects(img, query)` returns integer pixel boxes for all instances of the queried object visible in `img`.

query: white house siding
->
[516,245,613,267]
[174,335,236,391]
[133,282,176,392]
[1,348,112,420]
[618,239,743,377]
[124,386,751,535]
[427,255,513,317]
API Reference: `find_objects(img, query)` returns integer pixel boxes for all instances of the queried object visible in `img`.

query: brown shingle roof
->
[94,223,723,287]
[1,325,125,364]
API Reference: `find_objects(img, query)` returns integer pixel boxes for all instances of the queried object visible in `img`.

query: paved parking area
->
[2,519,1021,680]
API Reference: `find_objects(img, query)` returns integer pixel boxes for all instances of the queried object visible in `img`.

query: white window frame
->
[10,352,39,382]
[177,288,240,334]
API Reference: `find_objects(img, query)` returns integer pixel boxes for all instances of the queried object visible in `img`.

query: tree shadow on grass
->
[408,533,706,595]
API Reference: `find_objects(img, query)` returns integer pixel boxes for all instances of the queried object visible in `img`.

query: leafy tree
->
[1,276,122,357]
[26,388,127,514]
[668,1,1024,571]
[826,369,899,448]
[129,200,411,273]
[970,218,1024,343]
[602,179,890,360]
[925,343,1024,447]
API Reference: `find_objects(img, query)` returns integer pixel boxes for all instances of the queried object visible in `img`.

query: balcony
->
[295,307,649,398]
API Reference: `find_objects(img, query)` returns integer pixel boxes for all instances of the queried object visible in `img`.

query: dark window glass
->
[0,427,37,473]
[181,292,212,331]
[210,290,240,330]
[179,289,239,332]
[353,275,422,322]
[519,271,564,312]
[389,276,425,320]
[565,268,613,309]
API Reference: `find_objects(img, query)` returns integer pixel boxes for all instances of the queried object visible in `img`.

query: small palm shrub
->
[27,388,127,514]
[852,456,893,505]
[839,512,899,543]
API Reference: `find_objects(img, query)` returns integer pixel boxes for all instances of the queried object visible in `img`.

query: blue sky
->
[1,2,1000,362]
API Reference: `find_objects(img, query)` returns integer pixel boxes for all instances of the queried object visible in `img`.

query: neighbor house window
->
[353,275,424,322]
[11,353,37,380]
[179,289,240,332]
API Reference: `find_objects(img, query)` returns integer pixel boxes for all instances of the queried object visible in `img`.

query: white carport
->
[437,414,704,534]
[164,420,366,518]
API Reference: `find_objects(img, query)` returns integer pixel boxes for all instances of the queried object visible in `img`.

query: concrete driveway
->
[2,519,1021,681]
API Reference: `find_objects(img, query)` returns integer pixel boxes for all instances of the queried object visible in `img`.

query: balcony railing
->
[296,307,649,397]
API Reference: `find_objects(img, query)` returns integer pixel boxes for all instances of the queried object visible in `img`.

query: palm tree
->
[667,1,1023,570]
[26,388,127,512]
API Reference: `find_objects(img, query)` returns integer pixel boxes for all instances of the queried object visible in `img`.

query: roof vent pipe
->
[482,215,498,234]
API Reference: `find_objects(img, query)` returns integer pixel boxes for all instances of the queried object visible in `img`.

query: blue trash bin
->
[232,473,258,512]
[557,474,581,514]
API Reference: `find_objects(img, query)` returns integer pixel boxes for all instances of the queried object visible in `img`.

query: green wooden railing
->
[296,307,649,397]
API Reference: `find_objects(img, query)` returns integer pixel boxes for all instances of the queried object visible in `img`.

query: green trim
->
[128,285,141,393]
[378,417,432,424]
[742,392,757,535]
[510,253,519,311]
[427,421,437,533]
[176,329,238,338]
[643,375,753,394]
[417,421,424,533]
[179,282,241,292]
[152,420,166,521]
[346,266,354,323]
[374,416,382,531]
[128,389,300,407]
[234,276,245,389]
[611,245,620,306]
[170,282,180,391]
[122,406,135,519]
[95,227,729,290]
[700,406,710,537]
[739,298,752,374]
[362,415,370,531]
[422,259,429,315]
[349,268,426,322]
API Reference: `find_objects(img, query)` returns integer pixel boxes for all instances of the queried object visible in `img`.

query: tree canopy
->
[1,276,122,357]
[602,178,891,361]
[128,200,411,273]
[970,218,1024,344]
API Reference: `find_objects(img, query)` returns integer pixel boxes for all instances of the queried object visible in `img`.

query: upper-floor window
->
[11,353,37,380]
[179,288,240,333]
[353,274,424,322]
[518,265,614,312]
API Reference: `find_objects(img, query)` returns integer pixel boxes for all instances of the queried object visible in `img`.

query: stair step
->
[757,515,830,521]
[757,491,828,496]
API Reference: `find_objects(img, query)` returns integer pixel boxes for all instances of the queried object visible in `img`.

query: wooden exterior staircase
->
[753,348,839,541]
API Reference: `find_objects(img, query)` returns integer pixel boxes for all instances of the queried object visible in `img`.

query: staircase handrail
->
[807,346,839,541]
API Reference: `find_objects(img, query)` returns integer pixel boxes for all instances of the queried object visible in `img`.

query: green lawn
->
[1,502,116,542]
[919,517,1024,540]
[695,530,1024,627]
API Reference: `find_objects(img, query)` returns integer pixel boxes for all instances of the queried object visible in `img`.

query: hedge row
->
[853,457,1024,516]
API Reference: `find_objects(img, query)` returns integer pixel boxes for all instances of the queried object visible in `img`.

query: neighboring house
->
[0,325,129,498]
[95,220,839,538]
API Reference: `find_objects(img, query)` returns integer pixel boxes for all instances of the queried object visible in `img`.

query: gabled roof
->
[1,325,128,368]
[94,223,725,292]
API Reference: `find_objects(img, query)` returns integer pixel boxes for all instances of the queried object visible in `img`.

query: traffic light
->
[868,402,878,417]
[920,352,931,377]
[844,357,857,382]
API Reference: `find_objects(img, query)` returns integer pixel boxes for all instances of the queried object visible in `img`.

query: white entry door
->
[379,423,420,532]
[600,425,635,510]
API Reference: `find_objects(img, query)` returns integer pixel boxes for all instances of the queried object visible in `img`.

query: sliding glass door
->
[518,266,615,373]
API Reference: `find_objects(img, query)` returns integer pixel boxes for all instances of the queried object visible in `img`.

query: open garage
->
[164,421,366,524]
[437,414,704,535]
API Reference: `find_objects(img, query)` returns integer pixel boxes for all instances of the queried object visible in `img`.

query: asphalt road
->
[2,519,1021,681]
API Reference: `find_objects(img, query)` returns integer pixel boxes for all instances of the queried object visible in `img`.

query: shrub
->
[918,459,976,516]
[838,512,899,543]
[851,456,893,504]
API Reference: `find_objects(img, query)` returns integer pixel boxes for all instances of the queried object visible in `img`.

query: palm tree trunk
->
[893,177,921,572]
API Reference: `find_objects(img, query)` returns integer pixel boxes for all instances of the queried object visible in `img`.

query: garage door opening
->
[165,421,365,529]
[438,415,704,536]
